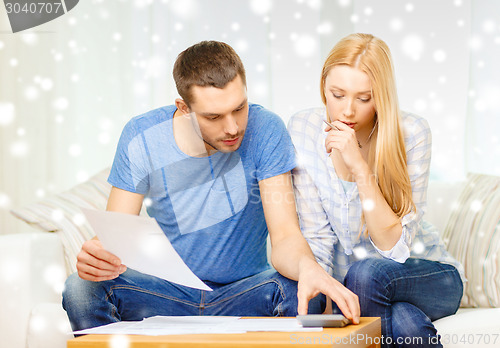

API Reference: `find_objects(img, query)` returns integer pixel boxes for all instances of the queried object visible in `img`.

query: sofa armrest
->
[426,180,464,234]
[0,232,66,348]
[27,303,73,348]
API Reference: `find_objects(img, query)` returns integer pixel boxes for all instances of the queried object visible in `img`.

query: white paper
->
[73,316,322,336]
[81,209,212,291]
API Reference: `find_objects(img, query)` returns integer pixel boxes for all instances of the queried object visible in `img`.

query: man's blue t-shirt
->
[108,104,296,284]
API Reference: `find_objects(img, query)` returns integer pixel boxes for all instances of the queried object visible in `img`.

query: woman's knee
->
[344,258,392,292]
[391,302,437,346]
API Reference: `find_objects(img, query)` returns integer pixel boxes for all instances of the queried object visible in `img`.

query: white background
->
[1,0,499,234]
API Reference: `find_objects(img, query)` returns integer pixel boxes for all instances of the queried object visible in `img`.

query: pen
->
[323,119,340,131]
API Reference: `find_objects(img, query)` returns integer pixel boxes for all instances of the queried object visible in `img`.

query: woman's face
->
[324,65,376,138]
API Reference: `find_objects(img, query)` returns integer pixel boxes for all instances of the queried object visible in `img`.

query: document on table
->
[81,209,212,291]
[73,316,323,336]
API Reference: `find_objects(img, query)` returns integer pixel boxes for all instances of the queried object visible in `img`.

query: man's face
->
[188,75,248,153]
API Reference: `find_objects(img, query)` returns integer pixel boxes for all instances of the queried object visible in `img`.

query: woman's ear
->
[175,98,190,115]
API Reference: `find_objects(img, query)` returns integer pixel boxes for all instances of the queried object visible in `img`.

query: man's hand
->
[76,238,126,282]
[297,259,360,324]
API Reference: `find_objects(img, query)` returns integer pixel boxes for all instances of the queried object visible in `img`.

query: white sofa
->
[1,169,499,348]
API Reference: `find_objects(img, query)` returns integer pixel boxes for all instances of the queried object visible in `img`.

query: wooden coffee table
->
[67,317,381,347]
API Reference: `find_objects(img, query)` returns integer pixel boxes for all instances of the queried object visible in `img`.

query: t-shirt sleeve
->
[252,109,296,181]
[108,118,150,194]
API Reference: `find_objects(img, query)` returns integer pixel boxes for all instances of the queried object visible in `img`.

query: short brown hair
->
[173,41,246,106]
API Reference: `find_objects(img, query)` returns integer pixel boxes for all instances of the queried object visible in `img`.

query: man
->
[63,41,360,331]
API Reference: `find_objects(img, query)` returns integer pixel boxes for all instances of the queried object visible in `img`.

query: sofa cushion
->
[442,173,500,308]
[10,168,111,274]
[433,308,500,347]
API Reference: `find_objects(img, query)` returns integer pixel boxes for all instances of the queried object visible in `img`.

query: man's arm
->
[76,187,144,281]
[259,172,360,322]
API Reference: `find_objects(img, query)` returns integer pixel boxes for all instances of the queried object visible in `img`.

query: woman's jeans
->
[62,268,325,331]
[343,258,463,348]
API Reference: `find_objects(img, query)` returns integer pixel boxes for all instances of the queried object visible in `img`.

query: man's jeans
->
[63,268,325,331]
[343,258,463,348]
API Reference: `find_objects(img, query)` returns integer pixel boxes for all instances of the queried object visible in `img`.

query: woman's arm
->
[325,114,431,255]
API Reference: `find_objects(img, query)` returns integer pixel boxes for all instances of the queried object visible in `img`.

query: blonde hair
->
[321,33,415,230]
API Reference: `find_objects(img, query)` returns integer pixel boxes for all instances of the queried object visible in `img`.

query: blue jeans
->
[62,268,325,331]
[342,258,463,348]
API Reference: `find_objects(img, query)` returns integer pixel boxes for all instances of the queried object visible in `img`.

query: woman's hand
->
[76,238,127,282]
[324,121,365,175]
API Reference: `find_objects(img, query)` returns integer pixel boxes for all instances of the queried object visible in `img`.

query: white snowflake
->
[21,33,38,45]
[413,99,427,112]
[151,34,161,43]
[76,171,89,183]
[145,56,167,79]
[353,246,368,259]
[55,114,64,123]
[0,192,11,209]
[24,86,39,101]
[338,0,351,8]
[433,49,446,63]
[43,264,66,294]
[68,144,82,157]
[469,36,483,50]
[413,242,425,254]
[40,78,54,91]
[53,97,69,110]
[169,0,199,19]
[251,82,268,98]
[10,141,29,157]
[67,16,77,26]
[249,0,273,16]
[316,22,333,35]
[0,103,15,125]
[72,213,86,227]
[231,22,240,31]
[401,34,424,61]
[293,34,317,58]
[235,39,249,53]
[174,23,183,31]
[306,0,321,10]
[134,0,153,8]
[51,209,64,222]
[110,335,131,348]
[390,18,404,31]
[362,199,375,212]
[482,19,496,33]
[98,132,110,144]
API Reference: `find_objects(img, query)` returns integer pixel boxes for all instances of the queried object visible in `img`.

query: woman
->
[288,33,464,347]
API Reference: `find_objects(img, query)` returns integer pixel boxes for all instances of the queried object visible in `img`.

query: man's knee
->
[62,272,103,311]
[271,272,325,315]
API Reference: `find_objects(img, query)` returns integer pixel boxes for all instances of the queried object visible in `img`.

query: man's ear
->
[175,98,190,115]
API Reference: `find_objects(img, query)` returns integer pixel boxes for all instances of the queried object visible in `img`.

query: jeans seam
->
[105,285,199,308]
[204,279,285,310]
[386,268,459,290]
